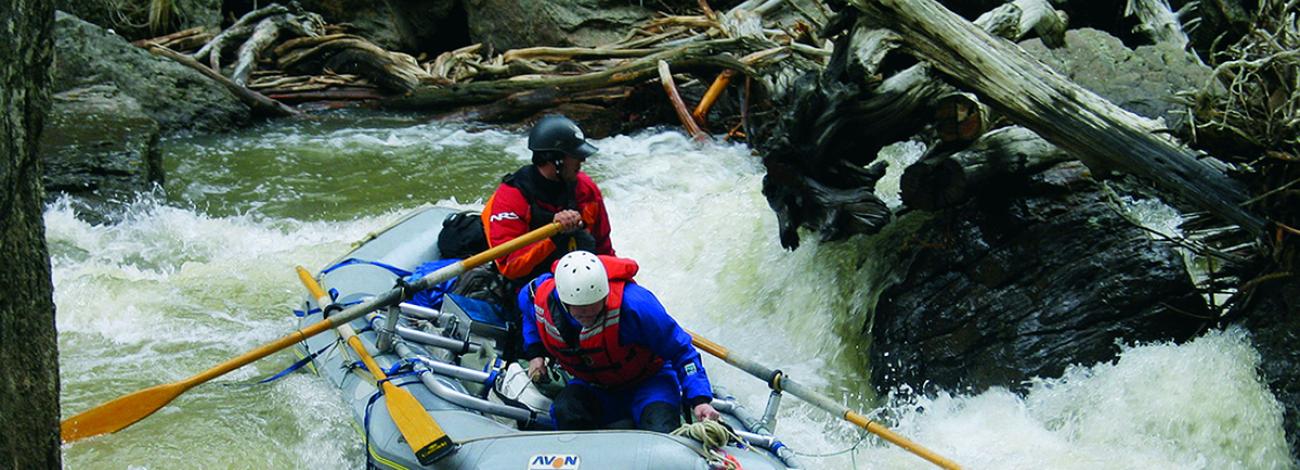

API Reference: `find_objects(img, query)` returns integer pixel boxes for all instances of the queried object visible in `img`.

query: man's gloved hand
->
[528,357,550,384]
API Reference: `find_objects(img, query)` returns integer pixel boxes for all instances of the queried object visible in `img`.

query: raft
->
[295,206,800,469]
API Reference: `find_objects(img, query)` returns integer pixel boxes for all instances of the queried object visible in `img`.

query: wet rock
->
[464,0,654,52]
[1019,28,1211,139]
[53,11,249,133]
[39,85,162,204]
[1233,278,1300,458]
[54,0,221,41]
[870,162,1209,395]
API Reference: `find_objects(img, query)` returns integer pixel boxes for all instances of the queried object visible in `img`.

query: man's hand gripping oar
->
[687,329,962,470]
[60,221,564,444]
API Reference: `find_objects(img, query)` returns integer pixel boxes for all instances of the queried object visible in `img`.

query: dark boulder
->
[53,11,249,133]
[39,85,162,203]
[1233,278,1300,458]
[464,0,655,52]
[1019,28,1212,140]
[870,162,1209,395]
[277,0,467,54]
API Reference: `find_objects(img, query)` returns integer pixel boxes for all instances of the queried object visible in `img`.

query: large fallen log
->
[384,38,758,110]
[754,0,1066,249]
[849,0,1268,236]
[431,86,634,122]
[901,126,1073,210]
[837,0,1064,165]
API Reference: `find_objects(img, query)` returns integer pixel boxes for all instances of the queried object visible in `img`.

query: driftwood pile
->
[132,0,829,120]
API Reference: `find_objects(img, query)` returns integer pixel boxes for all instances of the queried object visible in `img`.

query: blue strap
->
[350,357,415,375]
[258,341,338,383]
[292,307,321,318]
[321,258,413,278]
[376,370,420,388]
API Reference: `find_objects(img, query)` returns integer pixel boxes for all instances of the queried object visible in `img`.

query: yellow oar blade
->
[299,265,457,464]
[376,363,457,464]
[61,381,189,442]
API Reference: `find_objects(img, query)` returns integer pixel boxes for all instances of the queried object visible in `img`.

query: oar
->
[687,329,962,470]
[61,221,564,443]
[296,266,454,464]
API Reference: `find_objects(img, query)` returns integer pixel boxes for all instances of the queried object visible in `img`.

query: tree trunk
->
[901,126,1073,210]
[850,0,1268,237]
[0,0,62,467]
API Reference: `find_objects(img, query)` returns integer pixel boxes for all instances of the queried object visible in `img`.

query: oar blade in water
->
[61,381,189,443]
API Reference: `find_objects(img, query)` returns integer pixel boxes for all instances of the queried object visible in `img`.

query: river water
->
[53,112,1292,469]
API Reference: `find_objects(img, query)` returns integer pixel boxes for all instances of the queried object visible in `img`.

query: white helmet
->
[554,251,609,305]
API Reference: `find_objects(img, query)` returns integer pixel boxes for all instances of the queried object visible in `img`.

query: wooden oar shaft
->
[686,329,961,470]
[320,221,563,329]
[190,326,323,385]
[297,265,457,464]
[61,221,564,444]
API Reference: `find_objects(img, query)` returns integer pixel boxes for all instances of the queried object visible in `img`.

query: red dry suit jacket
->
[482,165,614,281]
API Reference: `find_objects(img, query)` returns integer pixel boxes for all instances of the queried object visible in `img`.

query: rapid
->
[53,112,1292,469]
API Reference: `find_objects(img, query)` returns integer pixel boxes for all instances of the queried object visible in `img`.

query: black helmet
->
[528,115,598,162]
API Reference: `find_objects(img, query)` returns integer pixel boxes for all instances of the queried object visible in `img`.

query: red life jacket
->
[531,256,664,388]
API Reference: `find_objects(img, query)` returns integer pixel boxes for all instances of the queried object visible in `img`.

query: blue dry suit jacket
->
[519,274,713,405]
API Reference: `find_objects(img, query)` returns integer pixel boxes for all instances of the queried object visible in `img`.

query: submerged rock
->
[870,162,1209,395]
[53,11,249,133]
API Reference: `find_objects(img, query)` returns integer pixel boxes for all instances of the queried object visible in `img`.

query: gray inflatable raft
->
[295,206,800,469]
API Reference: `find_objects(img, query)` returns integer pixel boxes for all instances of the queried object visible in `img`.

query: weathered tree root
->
[276,35,436,93]
[192,3,290,71]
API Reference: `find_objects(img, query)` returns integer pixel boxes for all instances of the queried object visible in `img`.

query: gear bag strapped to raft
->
[437,210,489,260]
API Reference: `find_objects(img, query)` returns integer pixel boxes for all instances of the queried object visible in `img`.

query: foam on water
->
[53,118,1291,469]
[850,328,1290,469]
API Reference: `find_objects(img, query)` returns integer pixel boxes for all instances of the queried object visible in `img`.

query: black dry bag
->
[437,210,489,259]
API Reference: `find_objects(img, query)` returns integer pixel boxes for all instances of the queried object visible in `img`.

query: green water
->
[53,112,1293,469]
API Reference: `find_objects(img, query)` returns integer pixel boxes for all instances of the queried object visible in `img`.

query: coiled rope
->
[671,420,746,469]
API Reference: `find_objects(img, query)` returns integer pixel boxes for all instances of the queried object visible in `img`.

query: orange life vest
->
[531,256,664,388]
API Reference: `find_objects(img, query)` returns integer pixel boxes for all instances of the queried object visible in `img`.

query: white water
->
[54,115,1292,468]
